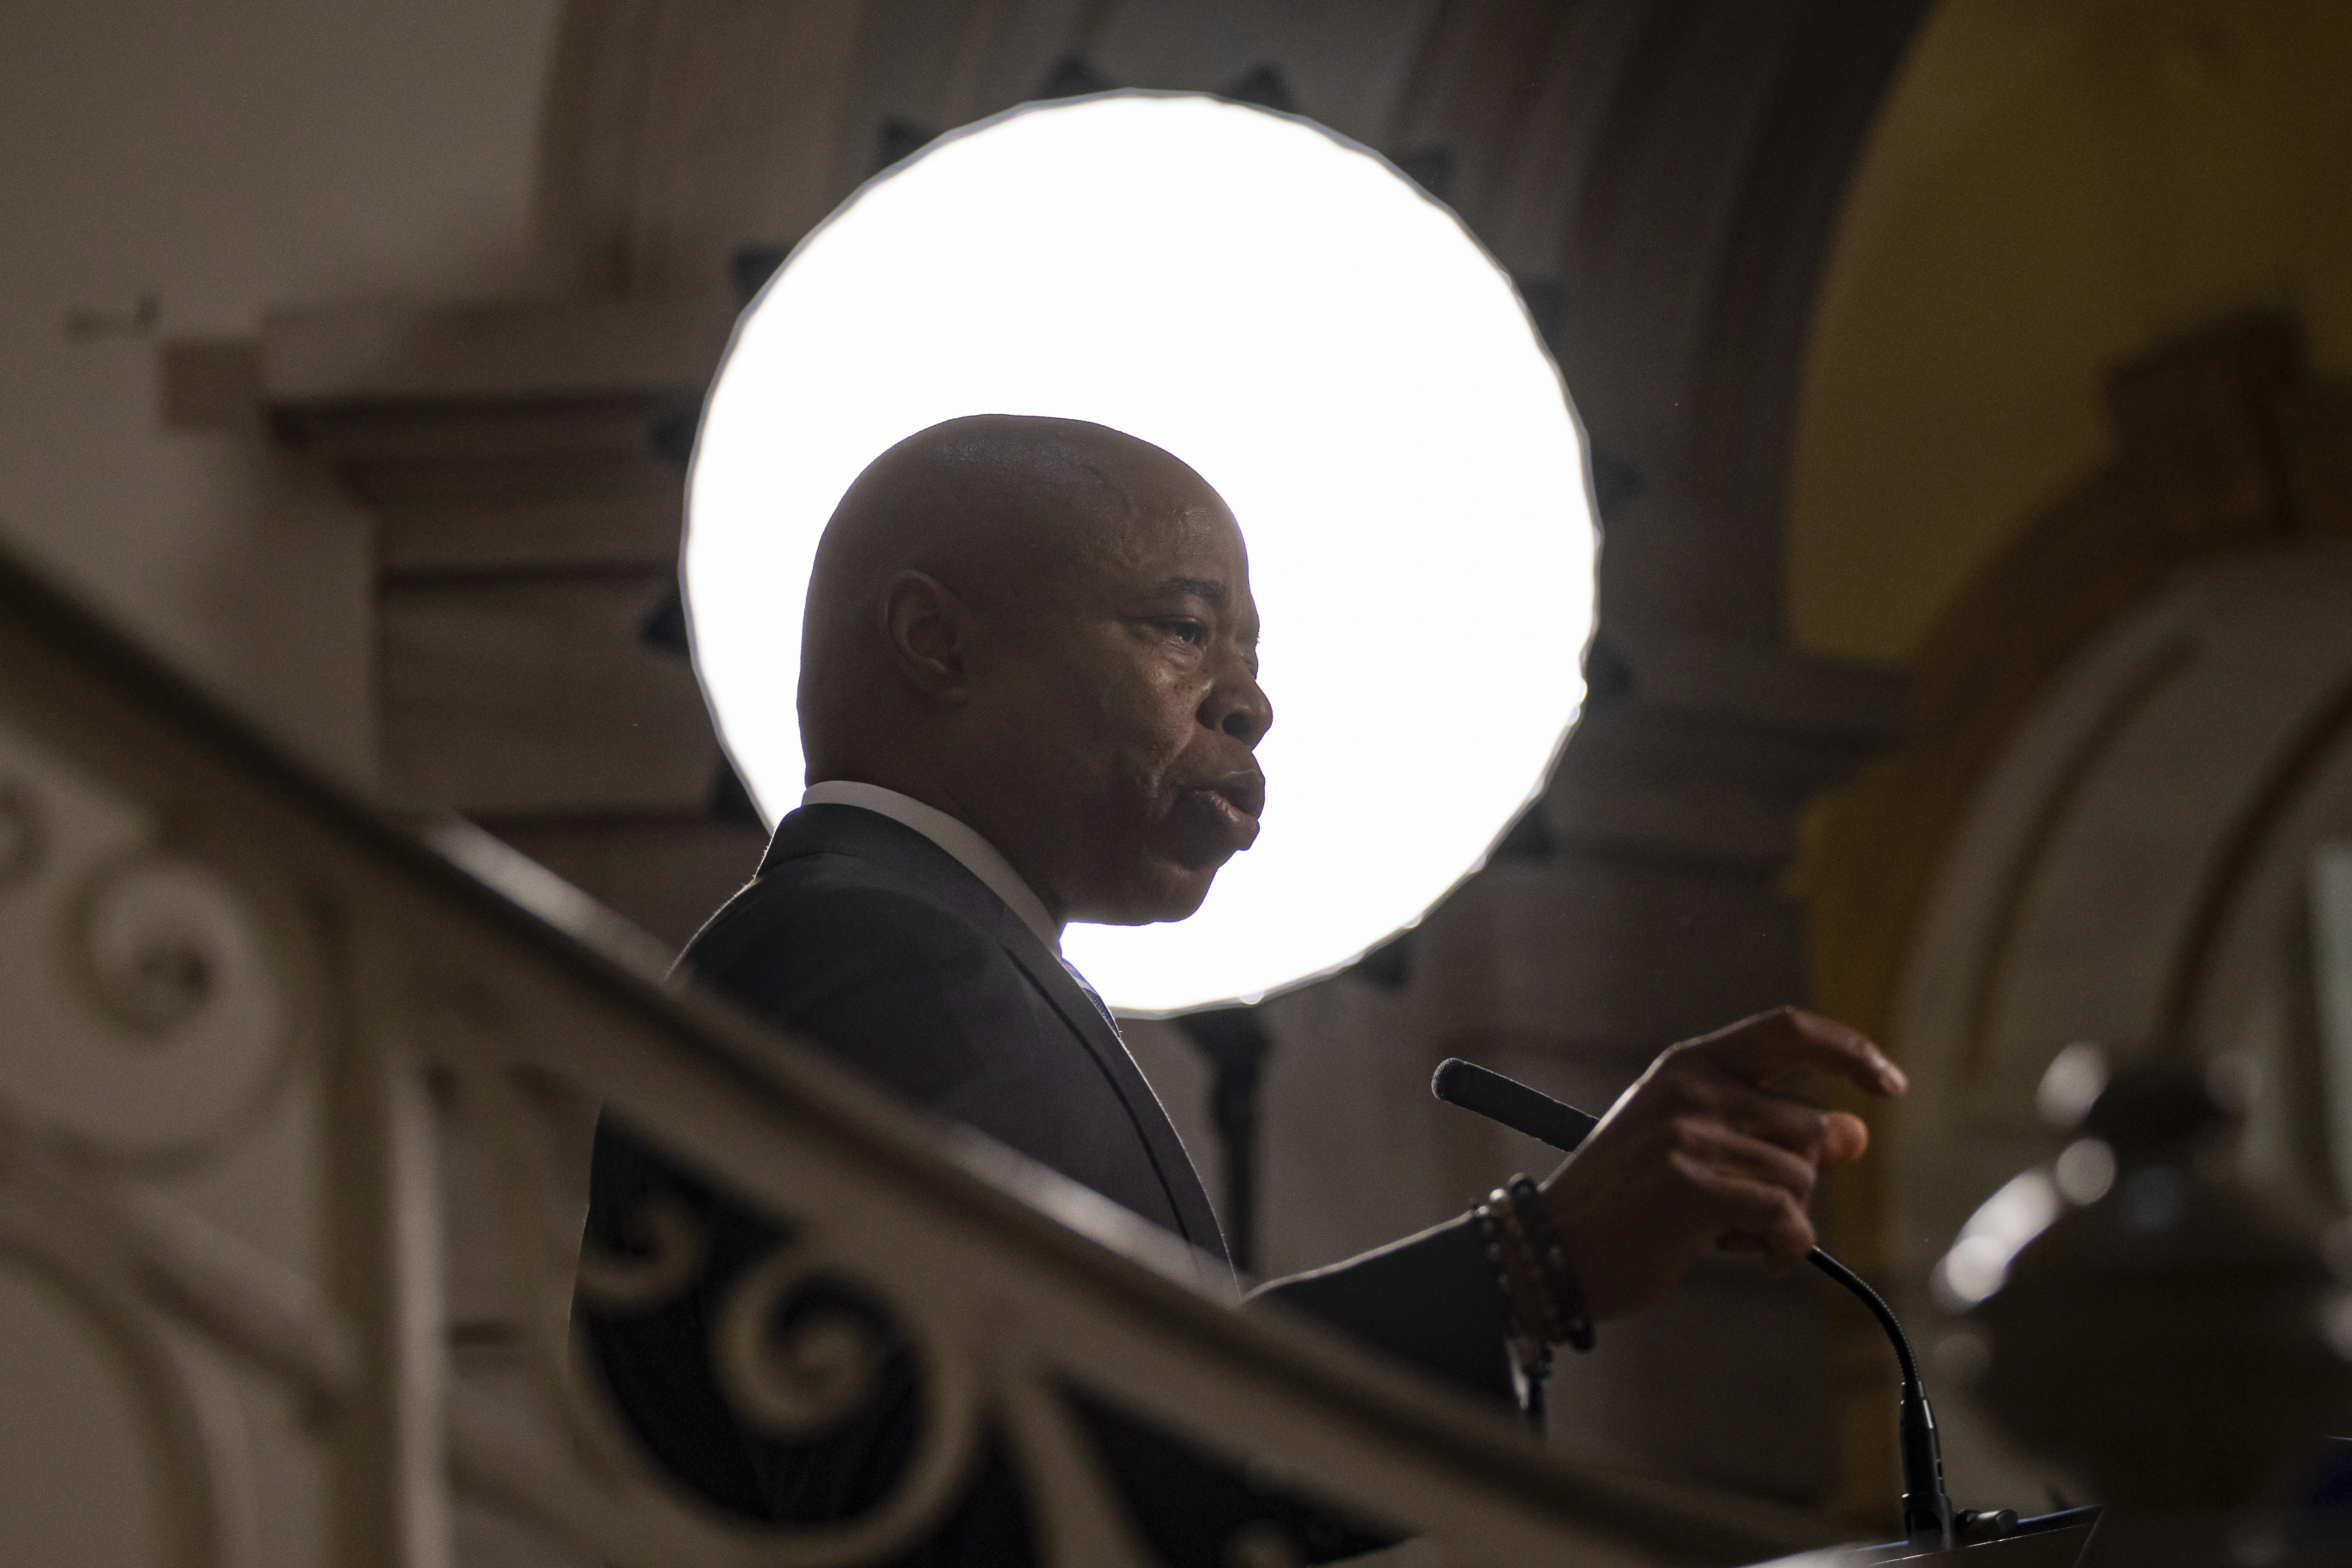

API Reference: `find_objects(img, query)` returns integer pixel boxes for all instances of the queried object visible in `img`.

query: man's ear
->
[878,569,972,704]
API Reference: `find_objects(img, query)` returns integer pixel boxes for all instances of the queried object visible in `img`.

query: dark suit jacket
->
[579,804,1512,1564]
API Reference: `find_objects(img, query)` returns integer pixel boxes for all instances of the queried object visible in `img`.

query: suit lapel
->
[762,806,1231,1267]
[992,922,1231,1265]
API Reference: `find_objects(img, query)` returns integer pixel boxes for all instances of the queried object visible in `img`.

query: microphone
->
[1431,1057,1599,1151]
[1432,1057,1960,1550]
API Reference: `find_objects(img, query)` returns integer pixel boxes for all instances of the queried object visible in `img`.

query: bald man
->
[579,416,1905,1564]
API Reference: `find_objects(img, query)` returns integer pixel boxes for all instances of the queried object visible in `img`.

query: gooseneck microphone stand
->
[1803,1248,1956,1550]
[1431,1057,1960,1551]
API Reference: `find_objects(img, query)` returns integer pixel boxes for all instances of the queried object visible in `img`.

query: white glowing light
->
[2052,1137,2117,1206]
[685,92,1596,1013]
[1933,1170,2063,1310]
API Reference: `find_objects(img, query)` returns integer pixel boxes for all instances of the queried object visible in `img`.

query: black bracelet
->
[1482,1189,1562,1343]
[1507,1175,1595,1352]
[1473,1201,1527,1329]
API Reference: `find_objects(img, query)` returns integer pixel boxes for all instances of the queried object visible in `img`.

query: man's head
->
[799,414,1271,926]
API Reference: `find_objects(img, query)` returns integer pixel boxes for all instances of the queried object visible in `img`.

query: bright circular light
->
[686,92,1596,1014]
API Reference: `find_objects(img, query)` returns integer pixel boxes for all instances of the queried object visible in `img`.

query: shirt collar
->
[800,780,1064,952]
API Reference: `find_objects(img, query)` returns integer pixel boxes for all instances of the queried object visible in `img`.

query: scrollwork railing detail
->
[574,1194,703,1311]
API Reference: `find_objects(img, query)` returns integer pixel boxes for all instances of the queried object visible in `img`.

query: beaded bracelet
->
[1506,1175,1595,1352]
[1483,1186,1567,1344]
[1476,1181,1595,1352]
[1475,1199,1557,1430]
[1474,1200,1537,1339]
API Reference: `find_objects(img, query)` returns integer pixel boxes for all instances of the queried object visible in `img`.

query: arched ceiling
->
[1789,0,2352,666]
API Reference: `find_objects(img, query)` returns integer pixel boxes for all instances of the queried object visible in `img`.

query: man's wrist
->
[1474,1178,1596,1353]
[1506,1176,1594,1351]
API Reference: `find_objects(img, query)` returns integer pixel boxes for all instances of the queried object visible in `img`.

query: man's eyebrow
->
[1149,576,1229,604]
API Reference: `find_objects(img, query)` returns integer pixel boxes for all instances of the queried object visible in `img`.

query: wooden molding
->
[262,295,738,407]
[262,294,762,941]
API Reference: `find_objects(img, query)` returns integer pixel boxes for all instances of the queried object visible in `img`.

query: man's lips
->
[1177,771,1265,847]
[1202,771,1265,820]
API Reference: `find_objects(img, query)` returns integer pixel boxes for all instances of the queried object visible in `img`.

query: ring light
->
[685,92,1597,1013]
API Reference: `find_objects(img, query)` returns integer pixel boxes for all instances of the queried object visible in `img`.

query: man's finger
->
[1689,1073,1838,1160]
[1697,1079,1872,1166]
[1680,1007,1906,1097]
[1671,1119,1819,1203]
[1684,1164,1816,1272]
[1822,1111,1869,1164]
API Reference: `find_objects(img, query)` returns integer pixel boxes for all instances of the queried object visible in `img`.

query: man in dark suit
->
[579,414,1906,1562]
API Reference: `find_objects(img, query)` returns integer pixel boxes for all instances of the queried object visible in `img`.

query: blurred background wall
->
[1792,0,2352,664]
[0,0,562,779]
[1793,0,2352,1511]
[6,0,2351,1540]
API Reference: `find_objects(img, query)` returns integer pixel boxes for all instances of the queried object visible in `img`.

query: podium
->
[1752,1509,2099,1567]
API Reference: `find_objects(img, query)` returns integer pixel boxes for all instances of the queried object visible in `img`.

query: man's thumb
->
[1820,1111,1869,1165]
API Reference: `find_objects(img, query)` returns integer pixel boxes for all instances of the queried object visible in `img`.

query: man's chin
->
[1077,861,1223,926]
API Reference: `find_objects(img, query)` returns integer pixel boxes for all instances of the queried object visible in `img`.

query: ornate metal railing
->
[0,545,1848,1568]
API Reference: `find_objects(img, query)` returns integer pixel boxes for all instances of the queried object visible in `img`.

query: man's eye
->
[1161,619,1207,644]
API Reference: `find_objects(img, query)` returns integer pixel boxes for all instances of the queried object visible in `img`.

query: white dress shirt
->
[801,780,1064,952]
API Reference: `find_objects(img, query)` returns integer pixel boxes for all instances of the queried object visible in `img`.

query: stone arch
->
[1795,311,2352,1508]
[1895,542,2352,1257]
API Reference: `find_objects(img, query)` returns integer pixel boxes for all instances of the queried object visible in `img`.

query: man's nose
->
[1202,665,1273,748]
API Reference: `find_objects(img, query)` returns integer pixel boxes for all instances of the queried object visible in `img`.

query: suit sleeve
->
[699,873,1520,1409]
[585,867,1517,1561]
[1250,1215,1518,1405]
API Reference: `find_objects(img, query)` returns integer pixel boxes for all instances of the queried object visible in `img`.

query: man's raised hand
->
[1538,1007,1906,1323]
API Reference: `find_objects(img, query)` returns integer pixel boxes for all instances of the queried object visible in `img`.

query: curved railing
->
[0,545,1846,1568]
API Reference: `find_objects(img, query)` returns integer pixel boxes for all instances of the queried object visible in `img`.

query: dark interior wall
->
[0,0,561,783]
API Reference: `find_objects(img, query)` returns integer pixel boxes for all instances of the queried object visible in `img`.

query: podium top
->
[1747,1511,2096,1568]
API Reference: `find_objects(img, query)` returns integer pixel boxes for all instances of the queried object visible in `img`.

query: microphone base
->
[1902,1495,1956,1551]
